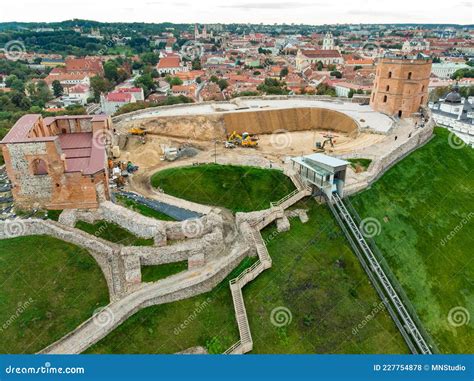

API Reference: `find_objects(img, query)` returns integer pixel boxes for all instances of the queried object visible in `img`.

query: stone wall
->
[344,121,434,196]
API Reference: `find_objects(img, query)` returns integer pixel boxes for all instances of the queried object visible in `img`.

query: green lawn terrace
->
[0,236,109,354]
[150,164,296,213]
[350,128,474,354]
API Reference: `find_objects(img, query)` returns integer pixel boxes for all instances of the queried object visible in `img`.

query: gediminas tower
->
[370,55,432,118]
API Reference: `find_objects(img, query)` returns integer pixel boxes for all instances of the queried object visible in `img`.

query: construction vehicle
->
[226,131,258,148]
[128,127,147,136]
[314,133,337,152]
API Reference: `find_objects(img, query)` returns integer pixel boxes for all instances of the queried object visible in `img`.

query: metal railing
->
[331,193,432,354]
[270,188,301,208]
[343,197,439,353]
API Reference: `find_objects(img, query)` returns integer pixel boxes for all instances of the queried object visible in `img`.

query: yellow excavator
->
[227,131,258,148]
[314,133,337,152]
[128,127,147,136]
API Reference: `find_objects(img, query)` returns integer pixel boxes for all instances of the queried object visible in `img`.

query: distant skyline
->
[1,0,473,25]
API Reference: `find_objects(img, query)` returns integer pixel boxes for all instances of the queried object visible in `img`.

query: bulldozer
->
[314,133,337,152]
[226,131,258,148]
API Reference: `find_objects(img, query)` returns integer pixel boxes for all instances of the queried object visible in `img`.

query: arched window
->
[383,95,387,103]
[408,72,412,80]
[421,85,425,92]
[388,71,392,78]
[32,158,48,175]
[386,85,390,91]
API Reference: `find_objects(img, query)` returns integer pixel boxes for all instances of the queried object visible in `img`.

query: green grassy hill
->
[151,164,295,213]
[350,128,474,353]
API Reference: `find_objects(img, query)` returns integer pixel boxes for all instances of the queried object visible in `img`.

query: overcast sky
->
[1,0,473,25]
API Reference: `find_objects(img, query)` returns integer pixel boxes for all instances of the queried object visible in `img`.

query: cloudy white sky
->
[1,0,473,25]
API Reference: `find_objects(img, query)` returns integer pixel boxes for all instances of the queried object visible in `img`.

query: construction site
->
[110,96,429,199]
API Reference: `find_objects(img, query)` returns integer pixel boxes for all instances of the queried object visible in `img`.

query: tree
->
[191,58,202,70]
[210,75,219,83]
[134,73,155,95]
[316,83,336,97]
[196,77,202,84]
[52,80,63,97]
[165,76,183,86]
[279,67,289,79]
[353,65,363,71]
[104,60,119,82]
[316,61,323,71]
[90,76,111,102]
[451,68,474,80]
[330,70,342,79]
[217,79,229,91]
[327,64,337,72]
[348,89,355,98]
[140,52,160,66]
[32,80,52,105]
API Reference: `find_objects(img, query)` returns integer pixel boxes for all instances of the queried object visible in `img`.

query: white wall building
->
[431,62,470,79]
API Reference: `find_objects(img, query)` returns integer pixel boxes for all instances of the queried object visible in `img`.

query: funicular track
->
[328,192,433,355]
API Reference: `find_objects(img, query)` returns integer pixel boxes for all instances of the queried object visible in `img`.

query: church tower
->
[194,24,200,39]
[322,32,335,50]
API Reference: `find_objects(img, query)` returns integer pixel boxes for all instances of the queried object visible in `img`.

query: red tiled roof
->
[106,92,132,102]
[58,132,105,174]
[301,49,342,58]
[65,58,103,73]
[157,56,181,68]
[1,114,42,143]
[116,87,142,93]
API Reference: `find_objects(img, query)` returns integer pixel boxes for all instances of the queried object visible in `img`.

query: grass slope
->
[0,236,109,353]
[150,164,295,213]
[244,199,408,354]
[86,257,258,354]
[350,128,474,353]
[141,261,188,283]
[75,220,154,246]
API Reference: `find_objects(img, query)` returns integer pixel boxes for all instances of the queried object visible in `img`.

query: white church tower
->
[322,32,335,50]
